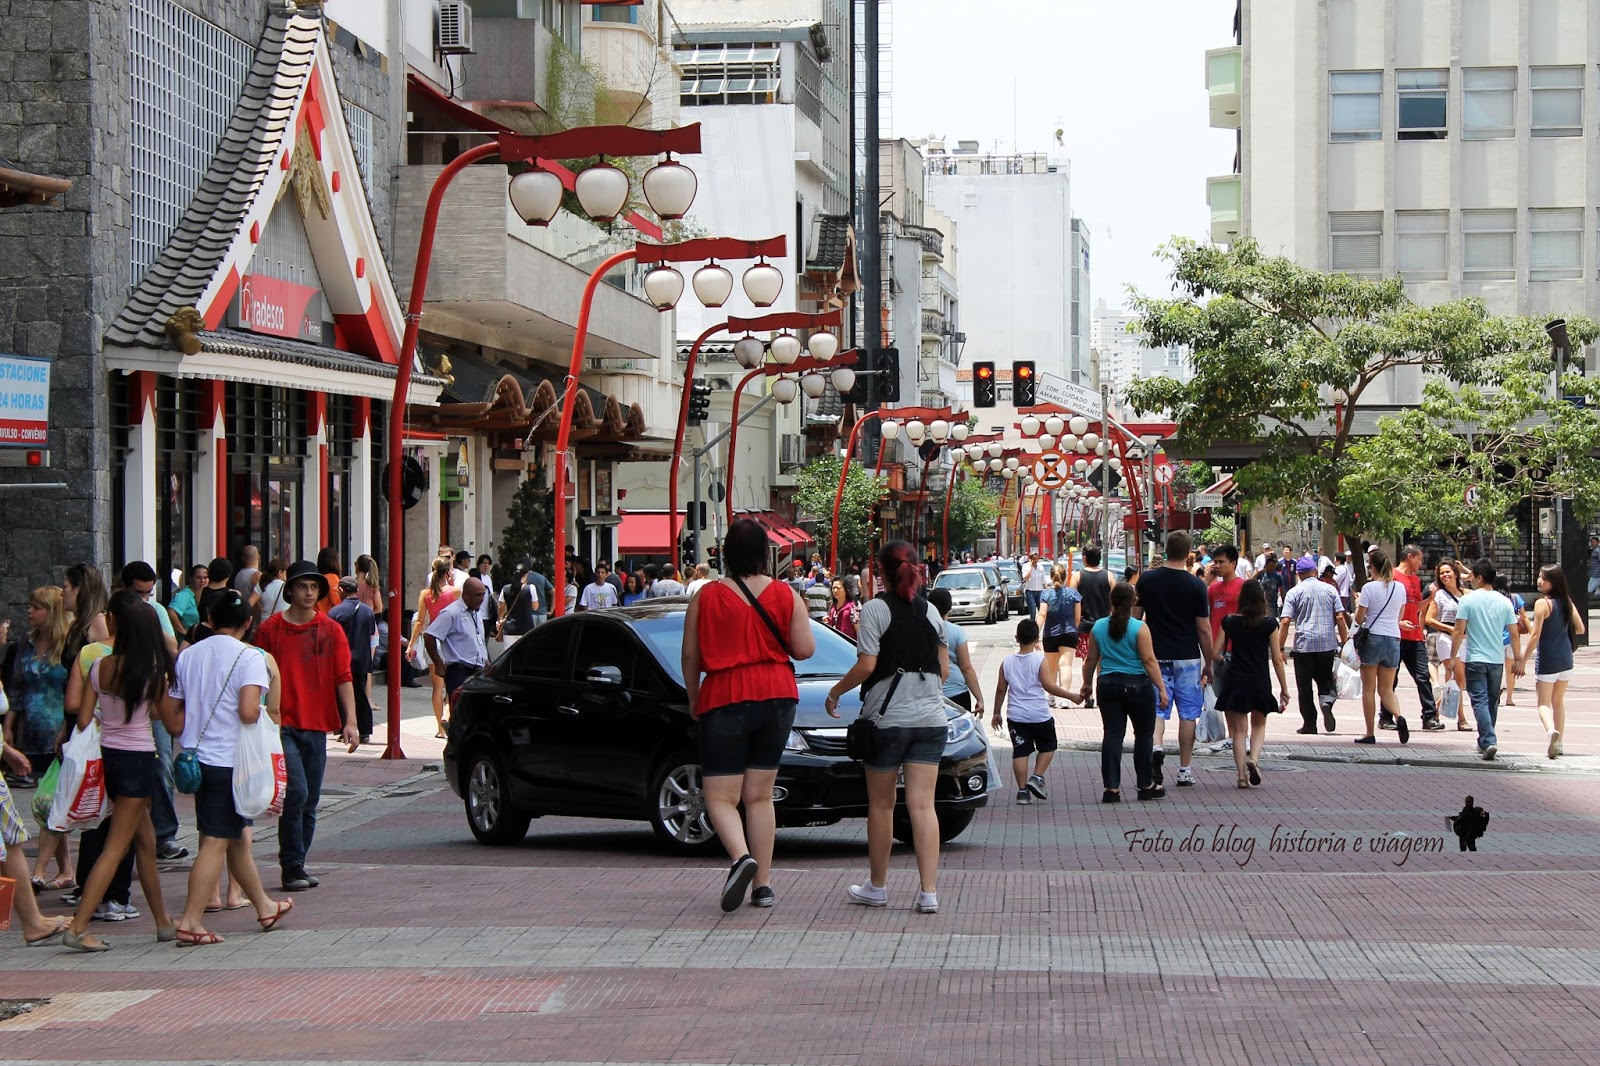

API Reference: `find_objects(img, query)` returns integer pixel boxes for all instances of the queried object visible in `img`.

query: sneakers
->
[1025,774,1047,800]
[1015,789,1033,805]
[721,855,757,913]
[1481,744,1498,762]
[155,841,188,861]
[1548,731,1562,760]
[1175,767,1195,787]
[1321,698,1337,733]
[93,901,139,922]
[281,873,313,892]
[1422,717,1446,732]
[1379,713,1397,730]
[750,886,775,908]
[1210,738,1234,753]
[1295,725,1318,735]
[1151,749,1165,787]
[915,891,939,914]
[847,882,888,908]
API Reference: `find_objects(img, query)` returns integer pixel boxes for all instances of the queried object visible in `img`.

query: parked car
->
[932,566,1006,625]
[443,600,991,854]
[994,560,1026,613]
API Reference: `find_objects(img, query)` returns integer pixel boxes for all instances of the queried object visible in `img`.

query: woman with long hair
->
[354,554,384,618]
[1528,564,1585,760]
[621,572,646,606]
[825,540,949,914]
[682,518,815,911]
[60,596,181,950]
[315,547,344,613]
[410,559,458,737]
[1212,579,1288,789]
[1424,559,1472,733]
[5,587,70,785]
[1079,581,1168,802]
[825,577,861,640]
[1037,564,1082,707]
[168,592,292,945]
[1353,550,1409,745]
[169,563,208,631]
[63,564,111,666]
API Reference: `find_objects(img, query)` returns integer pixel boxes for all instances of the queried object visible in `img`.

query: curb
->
[1050,738,1600,775]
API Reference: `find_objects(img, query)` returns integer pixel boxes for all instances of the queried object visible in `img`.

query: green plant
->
[928,474,1003,555]
[496,470,554,590]
[792,454,888,565]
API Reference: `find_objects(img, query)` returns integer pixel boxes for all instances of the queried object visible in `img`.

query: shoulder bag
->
[1352,584,1397,655]
[173,646,248,795]
[846,668,904,762]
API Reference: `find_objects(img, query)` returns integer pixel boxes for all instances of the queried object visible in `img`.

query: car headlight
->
[946,716,975,745]
[785,730,808,753]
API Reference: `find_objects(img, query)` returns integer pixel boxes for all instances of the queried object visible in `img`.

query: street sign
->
[1035,372,1103,418]
[1153,463,1174,484]
[1464,484,1481,507]
[0,353,50,448]
[1192,492,1225,508]
[1032,450,1069,488]
[708,482,726,503]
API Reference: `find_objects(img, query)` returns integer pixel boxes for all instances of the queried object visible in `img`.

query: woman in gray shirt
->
[826,541,949,914]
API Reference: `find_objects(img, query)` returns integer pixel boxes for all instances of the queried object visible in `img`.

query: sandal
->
[62,929,112,952]
[46,876,76,892]
[24,917,69,947]
[203,902,250,913]
[1237,779,1252,789]
[175,928,224,947]
[257,899,293,931]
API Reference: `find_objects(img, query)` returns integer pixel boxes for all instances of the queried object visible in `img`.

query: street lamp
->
[987,441,1004,459]
[800,371,827,399]
[1082,431,1100,450]
[692,263,734,306]
[1045,415,1065,436]
[743,260,784,306]
[905,419,927,443]
[1020,414,1041,436]
[807,331,839,361]
[641,157,697,219]
[966,443,985,463]
[830,366,856,394]
[573,159,631,222]
[929,418,951,442]
[951,423,969,442]
[1038,433,1056,450]
[642,266,684,310]
[1069,415,1089,436]
[772,376,799,404]
[733,335,765,368]
[769,333,802,364]
[507,167,564,225]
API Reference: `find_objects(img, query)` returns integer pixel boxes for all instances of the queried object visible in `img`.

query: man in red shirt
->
[1207,545,1244,643]
[1390,543,1440,730]
[255,561,359,892]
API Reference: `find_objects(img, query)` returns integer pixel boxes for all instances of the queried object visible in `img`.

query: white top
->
[1235,557,1255,579]
[1334,564,1353,596]
[685,578,710,597]
[1357,579,1405,638]
[259,578,290,616]
[649,578,685,598]
[579,580,619,611]
[1023,560,1049,591]
[425,599,488,668]
[1000,649,1051,724]
[175,635,272,769]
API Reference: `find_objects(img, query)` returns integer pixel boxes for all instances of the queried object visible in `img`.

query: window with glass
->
[1462,209,1516,280]
[1329,72,1382,141]
[1397,69,1447,140]
[1530,208,1582,280]
[1462,69,1514,139]
[1531,67,1583,137]
[1396,210,1448,280]
[676,42,782,106]
[590,3,637,22]
[1329,212,1382,276]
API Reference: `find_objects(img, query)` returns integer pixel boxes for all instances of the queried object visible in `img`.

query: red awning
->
[746,512,813,551]
[617,512,684,555]
[768,517,813,547]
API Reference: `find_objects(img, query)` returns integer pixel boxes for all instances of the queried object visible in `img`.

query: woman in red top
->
[410,560,458,737]
[682,518,815,912]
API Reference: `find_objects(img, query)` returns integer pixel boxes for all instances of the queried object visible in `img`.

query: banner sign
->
[1037,372,1103,418]
[229,273,324,342]
[0,354,50,446]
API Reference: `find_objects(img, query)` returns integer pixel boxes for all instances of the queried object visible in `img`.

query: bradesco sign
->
[228,273,324,343]
[0,354,50,446]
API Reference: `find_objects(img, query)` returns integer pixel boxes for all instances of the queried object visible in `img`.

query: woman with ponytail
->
[1079,581,1168,802]
[825,540,950,914]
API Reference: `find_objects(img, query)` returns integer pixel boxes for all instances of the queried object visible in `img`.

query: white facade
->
[1212,0,1600,404]
[1091,298,1192,401]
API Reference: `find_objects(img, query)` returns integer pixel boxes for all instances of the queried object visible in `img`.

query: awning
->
[1202,474,1237,496]
[745,511,812,551]
[617,512,685,555]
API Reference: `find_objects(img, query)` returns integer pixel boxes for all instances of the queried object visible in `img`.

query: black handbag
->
[845,668,906,761]
[1352,585,1397,655]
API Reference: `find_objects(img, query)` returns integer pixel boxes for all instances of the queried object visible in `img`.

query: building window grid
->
[1329,211,1383,277]
[1329,71,1382,142]
[1396,69,1448,140]
[1531,67,1583,137]
[1530,208,1583,281]
[1396,210,1448,281]
[677,43,781,106]
[1462,68,1515,140]
[128,0,254,280]
[345,104,376,196]
[1462,209,1516,281]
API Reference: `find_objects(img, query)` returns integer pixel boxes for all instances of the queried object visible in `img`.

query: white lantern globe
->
[905,419,927,443]
[1095,441,1109,456]
[950,423,969,442]
[742,262,784,307]
[1108,456,1123,471]
[965,443,985,463]
[1001,467,1015,480]
[987,442,1004,459]
[1074,459,1089,473]
[1005,457,1020,470]
[641,158,697,220]
[769,333,802,365]
[929,419,951,442]
[771,377,799,405]
[1038,433,1056,450]
[1069,415,1090,436]
[507,168,564,226]
[800,371,827,399]
[574,160,630,222]
[642,266,684,310]
[1020,415,1041,436]
[989,458,1004,472]
[733,336,765,369]
[1081,432,1100,450]
[1075,441,1089,454]
[881,420,901,440]
[829,367,856,394]
[692,263,734,307]
[806,332,839,362]
[1060,433,1078,450]
[1044,416,1065,436]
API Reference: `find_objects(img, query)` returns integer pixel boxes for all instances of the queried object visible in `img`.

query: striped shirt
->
[1280,578,1343,653]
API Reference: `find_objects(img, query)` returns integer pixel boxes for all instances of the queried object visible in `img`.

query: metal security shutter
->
[1329,211,1382,276]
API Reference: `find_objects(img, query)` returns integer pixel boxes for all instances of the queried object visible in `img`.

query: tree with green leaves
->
[927,473,1002,555]
[1125,237,1599,542]
[792,454,888,565]
[496,471,554,591]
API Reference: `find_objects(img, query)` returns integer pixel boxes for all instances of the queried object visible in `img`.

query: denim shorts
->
[102,747,159,800]
[195,763,253,840]
[865,725,947,772]
[1359,634,1401,669]
[1156,659,1205,721]
[697,699,798,777]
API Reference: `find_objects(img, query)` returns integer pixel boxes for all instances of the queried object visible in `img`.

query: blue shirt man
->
[1451,561,1523,761]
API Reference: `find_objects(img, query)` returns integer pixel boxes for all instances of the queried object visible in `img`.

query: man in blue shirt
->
[1451,559,1525,761]
[329,577,377,743]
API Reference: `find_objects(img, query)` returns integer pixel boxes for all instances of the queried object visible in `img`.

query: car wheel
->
[464,747,532,846]
[891,808,978,845]
[649,754,721,855]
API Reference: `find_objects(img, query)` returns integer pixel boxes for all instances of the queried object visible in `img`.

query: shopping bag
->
[49,723,109,832]
[1334,659,1362,701]
[232,717,288,818]
[1440,679,1461,720]
[1339,639,1361,673]
[0,876,14,930]
[30,760,60,826]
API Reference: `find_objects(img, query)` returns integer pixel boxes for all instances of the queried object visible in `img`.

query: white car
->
[932,566,1006,625]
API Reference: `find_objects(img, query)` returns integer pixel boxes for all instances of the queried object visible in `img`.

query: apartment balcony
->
[583,19,675,114]
[904,223,945,261]
[921,308,948,340]
[1206,46,1242,129]
[1206,174,1242,246]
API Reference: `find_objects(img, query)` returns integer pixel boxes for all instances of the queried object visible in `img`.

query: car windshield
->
[935,571,984,590]
[632,614,862,685]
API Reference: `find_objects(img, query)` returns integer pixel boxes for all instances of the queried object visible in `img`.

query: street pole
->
[830,409,886,573]
[671,321,727,572]
[1101,383,1114,554]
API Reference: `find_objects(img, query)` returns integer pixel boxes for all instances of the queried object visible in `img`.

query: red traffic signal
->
[1012,360,1036,406]
[976,364,993,379]
[973,361,996,408]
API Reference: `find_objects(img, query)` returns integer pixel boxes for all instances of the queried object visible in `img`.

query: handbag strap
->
[731,576,791,658]
[193,646,249,750]
[871,668,906,720]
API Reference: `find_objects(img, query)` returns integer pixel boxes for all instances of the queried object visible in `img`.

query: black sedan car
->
[443,599,991,854]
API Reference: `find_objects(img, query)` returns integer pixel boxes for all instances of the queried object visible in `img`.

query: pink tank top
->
[90,657,158,752]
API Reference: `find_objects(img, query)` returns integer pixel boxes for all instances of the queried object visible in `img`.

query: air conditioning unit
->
[779,433,805,469]
[438,0,475,55]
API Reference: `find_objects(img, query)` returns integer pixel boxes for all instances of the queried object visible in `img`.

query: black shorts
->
[1043,632,1078,653]
[102,747,159,800]
[697,699,798,777]
[1007,719,1058,758]
[865,726,947,772]
[947,691,972,712]
[195,763,253,840]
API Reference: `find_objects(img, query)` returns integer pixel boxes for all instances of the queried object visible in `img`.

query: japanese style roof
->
[807,214,852,272]
[0,158,72,207]
[202,330,446,385]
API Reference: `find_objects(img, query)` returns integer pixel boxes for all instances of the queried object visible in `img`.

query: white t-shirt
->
[579,581,619,611]
[855,598,948,729]
[649,578,686,598]
[1001,649,1051,724]
[259,578,290,616]
[685,578,711,597]
[174,635,272,769]
[1235,557,1255,579]
[1023,561,1049,591]
[1357,579,1406,638]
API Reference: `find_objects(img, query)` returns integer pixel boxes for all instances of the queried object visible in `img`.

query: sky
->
[891,0,1238,315]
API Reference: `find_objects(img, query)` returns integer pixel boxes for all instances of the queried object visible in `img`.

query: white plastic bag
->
[1440,679,1461,720]
[233,718,288,818]
[49,723,109,832]
[1339,639,1362,673]
[1334,659,1362,701]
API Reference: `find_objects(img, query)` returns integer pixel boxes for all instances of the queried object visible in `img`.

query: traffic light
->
[1143,521,1160,544]
[707,545,721,572]
[973,361,996,408]
[686,380,712,425]
[1012,360,1036,406]
[878,347,900,403]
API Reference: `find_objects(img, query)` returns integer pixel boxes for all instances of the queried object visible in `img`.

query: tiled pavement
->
[2,635,1599,1064]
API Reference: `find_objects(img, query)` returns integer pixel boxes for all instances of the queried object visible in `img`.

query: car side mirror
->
[586,665,624,688]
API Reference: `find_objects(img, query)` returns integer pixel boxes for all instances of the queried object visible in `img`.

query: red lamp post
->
[831,406,969,573]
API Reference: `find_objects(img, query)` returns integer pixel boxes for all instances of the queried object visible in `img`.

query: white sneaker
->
[1210,738,1234,753]
[915,891,939,914]
[847,882,887,908]
[1549,731,1561,760]
[111,901,140,920]
[1175,767,1196,787]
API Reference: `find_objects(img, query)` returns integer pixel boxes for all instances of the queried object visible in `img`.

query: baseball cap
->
[1295,555,1317,574]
